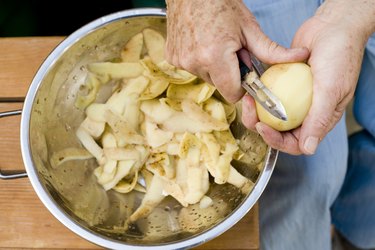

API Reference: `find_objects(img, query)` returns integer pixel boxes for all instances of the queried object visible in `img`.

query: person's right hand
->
[165,0,309,106]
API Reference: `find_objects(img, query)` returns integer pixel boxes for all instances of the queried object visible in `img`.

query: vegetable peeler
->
[239,56,288,121]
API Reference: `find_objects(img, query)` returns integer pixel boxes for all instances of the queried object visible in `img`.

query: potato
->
[255,62,313,131]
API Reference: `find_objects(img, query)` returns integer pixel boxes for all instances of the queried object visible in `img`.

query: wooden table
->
[0,37,259,250]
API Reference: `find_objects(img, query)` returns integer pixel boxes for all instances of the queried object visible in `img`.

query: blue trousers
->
[243,0,375,249]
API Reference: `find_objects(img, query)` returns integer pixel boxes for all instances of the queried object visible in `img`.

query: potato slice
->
[80,117,105,138]
[134,183,147,193]
[50,147,93,169]
[202,97,227,122]
[181,99,229,132]
[222,102,236,124]
[213,130,237,148]
[197,133,220,163]
[105,111,145,145]
[143,28,165,64]
[141,57,195,85]
[161,179,188,207]
[161,112,213,133]
[172,69,197,84]
[76,127,104,164]
[140,99,175,124]
[123,75,150,95]
[102,160,135,191]
[128,174,166,223]
[178,132,201,159]
[144,120,174,148]
[94,160,117,185]
[199,196,213,209]
[86,103,108,122]
[97,132,118,184]
[75,73,101,109]
[227,165,254,194]
[113,171,139,194]
[141,169,154,190]
[102,132,117,148]
[121,32,144,62]
[185,164,209,204]
[139,77,169,100]
[177,133,209,204]
[146,152,175,180]
[160,98,182,112]
[87,62,143,80]
[133,145,150,170]
[151,142,180,156]
[123,93,142,131]
[104,76,149,115]
[104,147,141,161]
[157,60,197,85]
[167,82,215,104]
[214,143,238,184]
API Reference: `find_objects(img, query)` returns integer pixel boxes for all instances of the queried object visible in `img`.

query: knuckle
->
[179,58,195,72]
[312,116,331,133]
[267,40,280,52]
[197,48,216,66]
[266,41,287,59]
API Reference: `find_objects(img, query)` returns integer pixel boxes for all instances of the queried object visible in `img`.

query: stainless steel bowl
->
[14,8,277,249]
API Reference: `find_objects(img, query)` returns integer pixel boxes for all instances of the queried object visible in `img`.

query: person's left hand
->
[242,3,372,155]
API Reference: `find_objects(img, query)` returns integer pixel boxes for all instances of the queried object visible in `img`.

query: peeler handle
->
[239,59,251,80]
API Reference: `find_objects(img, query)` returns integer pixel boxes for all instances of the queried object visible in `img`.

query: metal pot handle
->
[0,110,28,179]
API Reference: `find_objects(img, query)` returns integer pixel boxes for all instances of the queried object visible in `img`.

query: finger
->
[241,94,258,131]
[237,48,252,68]
[165,40,179,67]
[244,27,310,64]
[298,85,339,155]
[208,49,245,103]
[196,69,212,85]
[255,122,303,155]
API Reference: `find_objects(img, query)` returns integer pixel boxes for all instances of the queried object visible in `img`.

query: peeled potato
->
[255,62,313,131]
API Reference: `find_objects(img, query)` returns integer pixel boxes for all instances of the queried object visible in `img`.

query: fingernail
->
[255,123,264,136]
[304,136,319,155]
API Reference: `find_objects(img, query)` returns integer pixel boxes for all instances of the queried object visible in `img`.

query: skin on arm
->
[243,0,375,155]
[165,0,309,103]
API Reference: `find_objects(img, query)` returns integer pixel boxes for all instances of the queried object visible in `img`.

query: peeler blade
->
[239,57,288,121]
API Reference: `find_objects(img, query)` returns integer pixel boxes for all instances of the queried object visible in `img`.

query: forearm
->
[316,0,375,40]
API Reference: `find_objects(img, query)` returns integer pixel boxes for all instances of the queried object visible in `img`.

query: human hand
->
[165,0,309,103]
[244,0,375,155]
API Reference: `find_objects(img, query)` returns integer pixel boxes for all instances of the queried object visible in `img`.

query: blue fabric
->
[332,130,375,249]
[242,0,375,249]
[353,34,375,138]
[331,33,375,249]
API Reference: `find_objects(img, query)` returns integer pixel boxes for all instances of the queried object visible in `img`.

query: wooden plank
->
[0,37,64,98]
[195,205,259,250]
[0,37,259,249]
[0,174,258,249]
[0,178,99,249]
[0,103,23,172]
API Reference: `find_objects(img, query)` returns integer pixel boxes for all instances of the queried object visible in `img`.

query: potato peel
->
[65,28,259,226]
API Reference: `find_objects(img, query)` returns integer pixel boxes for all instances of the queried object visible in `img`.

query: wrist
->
[316,0,375,40]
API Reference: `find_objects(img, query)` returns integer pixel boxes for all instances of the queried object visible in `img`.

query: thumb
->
[245,28,309,64]
[298,88,338,155]
[208,49,246,103]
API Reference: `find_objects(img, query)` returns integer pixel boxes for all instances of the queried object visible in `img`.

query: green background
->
[0,0,166,37]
